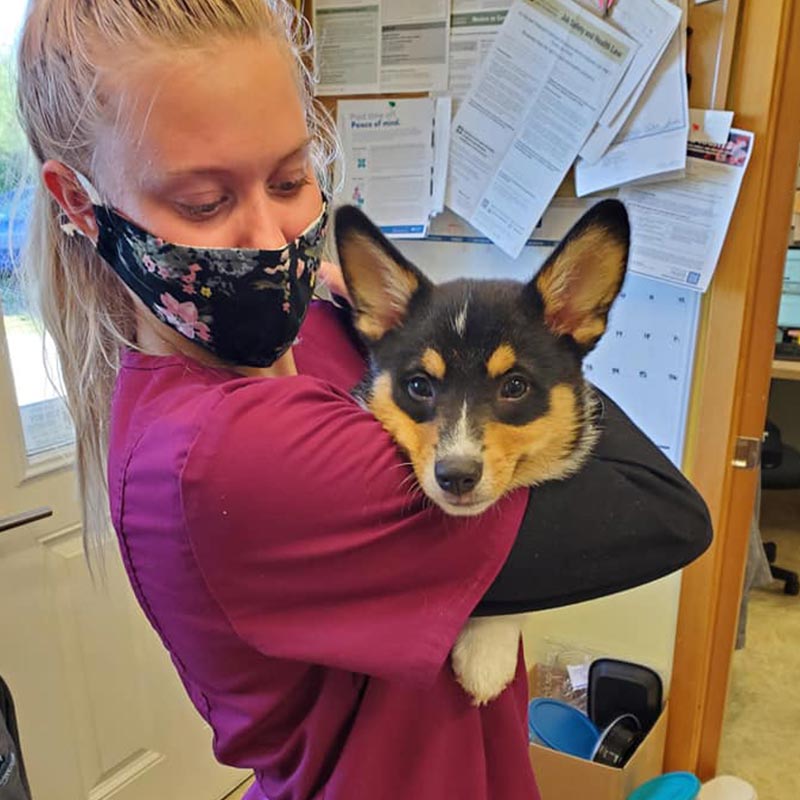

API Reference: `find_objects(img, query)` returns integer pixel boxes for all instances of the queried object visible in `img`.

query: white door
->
[0,6,248,799]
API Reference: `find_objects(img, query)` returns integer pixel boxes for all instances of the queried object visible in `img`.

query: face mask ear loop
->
[72,169,104,206]
[58,168,104,239]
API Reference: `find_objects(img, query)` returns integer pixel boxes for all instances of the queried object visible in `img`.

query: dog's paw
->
[451,616,521,706]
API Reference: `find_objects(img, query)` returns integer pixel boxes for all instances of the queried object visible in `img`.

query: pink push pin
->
[598,0,617,16]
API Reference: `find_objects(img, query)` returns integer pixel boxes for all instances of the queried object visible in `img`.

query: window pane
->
[0,2,76,459]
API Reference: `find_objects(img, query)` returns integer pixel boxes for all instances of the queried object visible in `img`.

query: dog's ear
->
[335,205,432,341]
[531,199,629,352]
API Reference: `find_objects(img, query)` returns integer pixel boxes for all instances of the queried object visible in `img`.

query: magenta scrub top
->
[108,300,540,800]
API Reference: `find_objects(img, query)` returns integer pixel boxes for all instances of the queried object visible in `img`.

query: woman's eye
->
[177,197,228,219]
[270,176,311,196]
[500,375,529,400]
[406,374,435,402]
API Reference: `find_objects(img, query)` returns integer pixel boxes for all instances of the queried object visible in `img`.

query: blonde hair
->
[15,0,339,568]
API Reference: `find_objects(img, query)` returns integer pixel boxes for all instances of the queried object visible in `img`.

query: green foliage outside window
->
[0,52,25,194]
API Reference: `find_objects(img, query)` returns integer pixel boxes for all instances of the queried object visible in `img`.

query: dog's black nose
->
[435,458,483,496]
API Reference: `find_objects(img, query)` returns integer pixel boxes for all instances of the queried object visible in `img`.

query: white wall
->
[520,574,682,692]
[397,237,552,284]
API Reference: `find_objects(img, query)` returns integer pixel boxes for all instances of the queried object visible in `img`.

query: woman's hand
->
[318,260,351,303]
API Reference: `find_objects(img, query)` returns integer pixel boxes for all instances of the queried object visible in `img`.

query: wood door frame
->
[666,0,800,778]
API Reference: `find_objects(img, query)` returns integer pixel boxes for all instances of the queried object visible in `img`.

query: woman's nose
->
[235,195,289,250]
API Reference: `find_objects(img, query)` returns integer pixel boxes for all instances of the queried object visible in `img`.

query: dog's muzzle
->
[434,456,483,497]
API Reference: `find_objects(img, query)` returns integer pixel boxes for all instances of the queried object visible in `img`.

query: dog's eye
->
[406,375,435,401]
[500,375,529,400]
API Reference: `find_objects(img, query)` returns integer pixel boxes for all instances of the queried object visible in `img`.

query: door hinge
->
[732,436,762,470]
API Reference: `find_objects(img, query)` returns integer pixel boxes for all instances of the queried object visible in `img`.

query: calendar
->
[585,273,700,465]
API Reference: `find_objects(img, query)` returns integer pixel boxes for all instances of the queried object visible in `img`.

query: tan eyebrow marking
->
[486,344,516,378]
[421,348,447,380]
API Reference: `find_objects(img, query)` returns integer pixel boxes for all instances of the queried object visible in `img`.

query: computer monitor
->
[777,249,800,330]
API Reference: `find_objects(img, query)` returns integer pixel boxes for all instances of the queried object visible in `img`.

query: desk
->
[772,358,800,381]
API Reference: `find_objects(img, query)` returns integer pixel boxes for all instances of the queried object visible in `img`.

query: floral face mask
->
[67,171,328,367]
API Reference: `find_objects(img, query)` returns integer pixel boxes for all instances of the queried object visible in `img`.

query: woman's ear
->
[41,160,98,240]
[335,204,431,341]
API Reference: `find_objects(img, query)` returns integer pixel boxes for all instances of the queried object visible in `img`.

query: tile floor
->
[717,488,800,799]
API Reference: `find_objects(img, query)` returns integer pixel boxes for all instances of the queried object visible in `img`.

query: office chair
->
[761,419,800,596]
[0,674,33,800]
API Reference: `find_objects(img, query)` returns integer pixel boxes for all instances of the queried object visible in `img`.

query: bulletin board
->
[313,0,706,466]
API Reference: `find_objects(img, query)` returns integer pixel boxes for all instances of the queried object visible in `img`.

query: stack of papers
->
[575,0,689,195]
[324,0,753,295]
[445,0,636,258]
[336,98,451,238]
[577,0,683,163]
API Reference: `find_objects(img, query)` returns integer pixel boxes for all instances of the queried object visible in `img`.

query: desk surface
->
[772,358,800,381]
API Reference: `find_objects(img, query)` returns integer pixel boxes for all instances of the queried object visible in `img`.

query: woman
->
[15,2,710,799]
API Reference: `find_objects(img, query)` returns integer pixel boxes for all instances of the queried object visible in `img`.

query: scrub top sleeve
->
[476,388,713,615]
[180,376,528,687]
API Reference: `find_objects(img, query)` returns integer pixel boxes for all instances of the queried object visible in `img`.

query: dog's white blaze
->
[453,300,469,337]
[438,401,482,461]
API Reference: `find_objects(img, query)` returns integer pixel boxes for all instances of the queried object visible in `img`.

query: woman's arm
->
[475,388,713,615]
[181,373,528,688]
[297,300,712,617]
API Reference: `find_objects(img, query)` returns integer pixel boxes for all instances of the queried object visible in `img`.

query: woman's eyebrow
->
[162,137,313,180]
[276,136,313,164]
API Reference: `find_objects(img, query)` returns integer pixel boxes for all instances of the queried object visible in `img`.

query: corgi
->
[334,200,630,704]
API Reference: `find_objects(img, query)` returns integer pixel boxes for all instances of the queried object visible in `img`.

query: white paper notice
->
[619,129,754,292]
[336,98,438,237]
[688,108,733,145]
[431,97,453,215]
[446,0,636,258]
[381,0,450,92]
[574,0,688,195]
[315,0,450,94]
[315,1,381,95]
[448,1,513,112]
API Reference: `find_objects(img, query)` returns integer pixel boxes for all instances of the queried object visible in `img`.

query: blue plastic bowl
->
[626,772,702,800]
[528,698,600,759]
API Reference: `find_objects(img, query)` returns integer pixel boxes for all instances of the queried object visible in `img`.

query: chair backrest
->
[761,420,800,490]
[762,419,784,470]
[0,676,33,800]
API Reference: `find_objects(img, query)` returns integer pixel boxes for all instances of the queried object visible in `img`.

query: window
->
[1,2,76,460]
